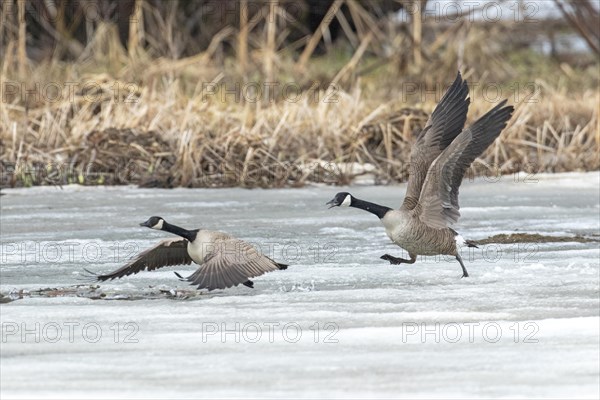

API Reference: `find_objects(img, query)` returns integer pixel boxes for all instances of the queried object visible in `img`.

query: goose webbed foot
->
[380,253,417,265]
[380,254,404,264]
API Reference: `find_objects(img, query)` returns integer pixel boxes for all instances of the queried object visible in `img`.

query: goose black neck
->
[351,197,392,219]
[162,222,197,242]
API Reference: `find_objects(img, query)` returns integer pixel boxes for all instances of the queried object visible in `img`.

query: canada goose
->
[326,72,514,277]
[86,216,289,291]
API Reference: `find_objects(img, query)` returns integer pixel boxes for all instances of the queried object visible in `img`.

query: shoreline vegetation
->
[1,1,598,189]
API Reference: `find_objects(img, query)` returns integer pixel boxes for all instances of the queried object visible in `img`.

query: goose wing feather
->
[88,238,192,281]
[402,72,470,210]
[182,239,281,291]
[417,100,514,229]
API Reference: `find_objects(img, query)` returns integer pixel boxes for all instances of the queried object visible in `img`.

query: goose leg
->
[455,254,469,278]
[380,253,417,265]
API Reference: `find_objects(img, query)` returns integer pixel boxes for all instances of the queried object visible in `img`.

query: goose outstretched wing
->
[86,238,192,281]
[416,100,514,229]
[179,239,285,291]
[401,72,470,210]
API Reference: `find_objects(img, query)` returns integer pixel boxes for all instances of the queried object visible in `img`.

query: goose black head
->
[326,192,353,209]
[140,216,165,230]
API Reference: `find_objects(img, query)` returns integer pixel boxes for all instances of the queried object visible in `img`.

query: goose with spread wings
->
[326,72,514,277]
[86,216,288,291]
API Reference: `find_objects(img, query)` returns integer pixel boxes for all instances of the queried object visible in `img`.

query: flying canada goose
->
[86,216,289,291]
[326,72,514,277]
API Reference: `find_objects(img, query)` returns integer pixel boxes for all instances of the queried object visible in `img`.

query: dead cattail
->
[128,0,145,58]
[17,0,26,78]
[264,0,278,86]
[238,0,249,76]
[297,0,343,72]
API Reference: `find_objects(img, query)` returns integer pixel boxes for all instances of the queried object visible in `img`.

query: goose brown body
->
[381,209,459,256]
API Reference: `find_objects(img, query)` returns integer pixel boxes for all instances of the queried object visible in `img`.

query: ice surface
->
[1,172,599,399]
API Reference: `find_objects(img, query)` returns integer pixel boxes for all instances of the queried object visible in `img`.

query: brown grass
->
[0,2,598,189]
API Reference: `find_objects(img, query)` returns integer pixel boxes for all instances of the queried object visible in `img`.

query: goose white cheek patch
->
[341,195,352,207]
[153,220,164,230]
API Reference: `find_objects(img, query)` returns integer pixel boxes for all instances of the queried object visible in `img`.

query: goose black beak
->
[140,220,151,227]
[326,199,339,209]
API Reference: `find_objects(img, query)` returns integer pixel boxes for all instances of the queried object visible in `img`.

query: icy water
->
[1,172,599,399]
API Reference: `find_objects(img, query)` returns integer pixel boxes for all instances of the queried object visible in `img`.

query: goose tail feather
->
[466,240,479,248]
